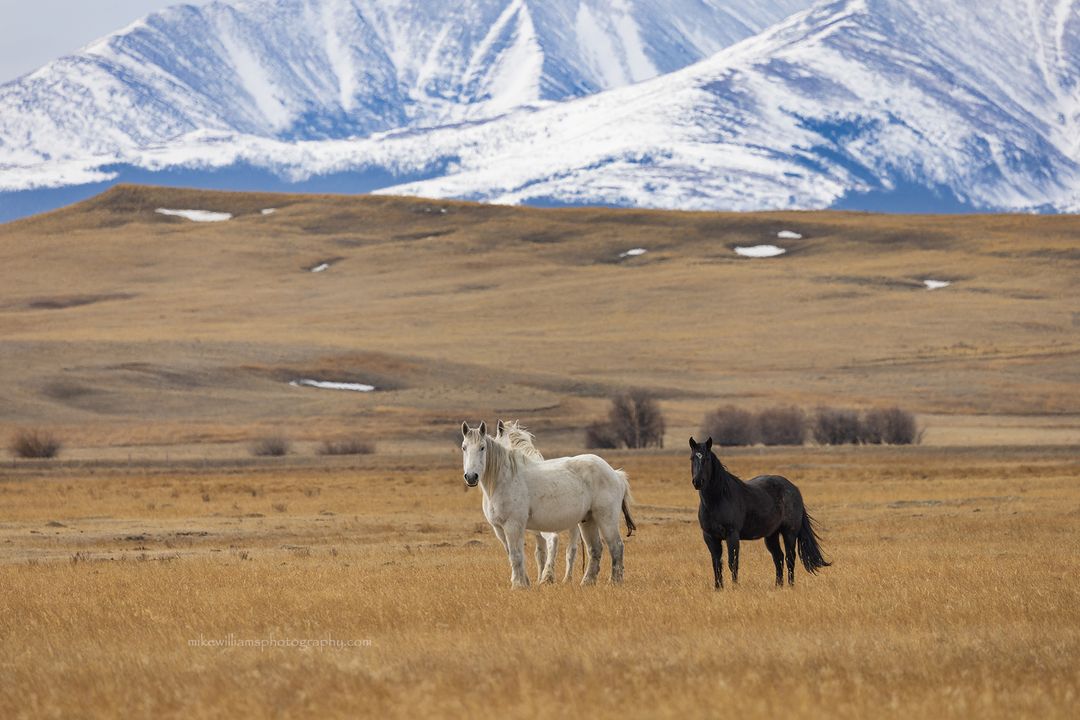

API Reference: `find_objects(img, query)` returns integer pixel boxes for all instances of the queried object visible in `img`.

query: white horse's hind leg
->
[533,531,547,581]
[562,526,581,583]
[599,516,625,585]
[504,523,531,590]
[579,520,603,586]
[539,533,558,584]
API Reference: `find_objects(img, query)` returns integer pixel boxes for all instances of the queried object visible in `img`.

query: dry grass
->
[0,447,1077,718]
[0,186,1078,715]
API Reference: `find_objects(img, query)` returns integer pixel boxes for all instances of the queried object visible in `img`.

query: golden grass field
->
[1,186,1078,717]
[1,447,1078,718]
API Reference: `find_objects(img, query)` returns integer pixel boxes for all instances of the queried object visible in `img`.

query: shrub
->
[608,389,666,449]
[701,406,758,446]
[757,406,807,446]
[584,421,619,449]
[10,429,62,459]
[811,407,861,445]
[251,436,290,457]
[862,407,921,445]
[318,437,375,456]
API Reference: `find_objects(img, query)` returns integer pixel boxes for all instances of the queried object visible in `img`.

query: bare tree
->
[701,406,758,446]
[608,389,666,449]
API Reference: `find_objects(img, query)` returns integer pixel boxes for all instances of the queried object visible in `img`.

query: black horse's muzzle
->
[692,475,703,490]
[464,472,479,487]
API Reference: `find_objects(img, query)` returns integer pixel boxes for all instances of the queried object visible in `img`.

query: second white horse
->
[461,421,635,588]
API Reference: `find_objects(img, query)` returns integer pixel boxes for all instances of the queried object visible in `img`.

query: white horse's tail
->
[616,469,637,537]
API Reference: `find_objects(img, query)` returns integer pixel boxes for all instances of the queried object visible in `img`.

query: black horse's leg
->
[782,529,797,586]
[726,531,740,585]
[703,532,724,589]
[765,533,784,587]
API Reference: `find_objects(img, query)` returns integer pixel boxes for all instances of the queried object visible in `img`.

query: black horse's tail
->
[796,510,831,574]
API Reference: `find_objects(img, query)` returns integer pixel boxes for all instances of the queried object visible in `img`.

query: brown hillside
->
[1,185,1077,452]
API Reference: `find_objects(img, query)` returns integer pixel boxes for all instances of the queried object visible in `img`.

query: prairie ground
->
[1,185,1078,451]
[1,446,1078,718]
[1,187,1078,717]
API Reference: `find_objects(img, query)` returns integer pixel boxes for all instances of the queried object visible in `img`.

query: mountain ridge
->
[2,0,1079,219]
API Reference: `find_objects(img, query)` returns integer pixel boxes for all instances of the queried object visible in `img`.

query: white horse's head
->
[460,421,487,487]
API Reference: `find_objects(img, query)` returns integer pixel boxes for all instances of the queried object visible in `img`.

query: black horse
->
[689,437,830,588]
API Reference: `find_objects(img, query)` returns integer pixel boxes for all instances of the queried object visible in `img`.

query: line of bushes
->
[251,435,376,457]
[702,405,921,446]
[7,429,375,459]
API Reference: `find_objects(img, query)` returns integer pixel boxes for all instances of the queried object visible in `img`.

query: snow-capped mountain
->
[2,0,1079,218]
[376,0,1080,212]
[0,0,810,166]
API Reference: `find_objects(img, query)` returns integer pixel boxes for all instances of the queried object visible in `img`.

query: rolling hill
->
[1,185,1077,454]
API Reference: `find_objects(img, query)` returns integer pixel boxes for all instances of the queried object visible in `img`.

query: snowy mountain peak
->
[0,0,813,164]
[2,0,1079,219]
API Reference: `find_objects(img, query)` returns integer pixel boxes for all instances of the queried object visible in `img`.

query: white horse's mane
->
[500,420,544,461]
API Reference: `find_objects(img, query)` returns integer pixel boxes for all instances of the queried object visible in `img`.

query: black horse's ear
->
[688,437,697,450]
[479,421,487,436]
[461,421,469,437]
[705,437,713,451]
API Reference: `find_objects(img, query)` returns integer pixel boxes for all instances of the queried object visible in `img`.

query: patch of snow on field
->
[310,263,331,273]
[777,230,802,239]
[735,245,786,258]
[155,208,232,222]
[619,248,647,257]
[290,379,375,392]
[923,279,951,290]
[261,208,277,215]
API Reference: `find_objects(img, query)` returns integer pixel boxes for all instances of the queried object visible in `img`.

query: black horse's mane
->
[709,451,743,495]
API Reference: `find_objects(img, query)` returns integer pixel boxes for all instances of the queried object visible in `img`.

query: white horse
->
[461,421,635,588]
[494,420,581,584]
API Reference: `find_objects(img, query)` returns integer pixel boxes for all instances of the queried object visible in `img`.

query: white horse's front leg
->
[492,524,509,553]
[503,523,530,589]
[539,533,558,584]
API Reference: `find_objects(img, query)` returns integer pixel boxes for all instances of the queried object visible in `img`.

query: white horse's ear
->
[461,421,470,437]
[479,421,487,436]
[497,419,505,437]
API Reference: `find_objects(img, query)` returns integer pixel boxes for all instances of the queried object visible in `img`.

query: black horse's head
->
[688,436,714,490]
